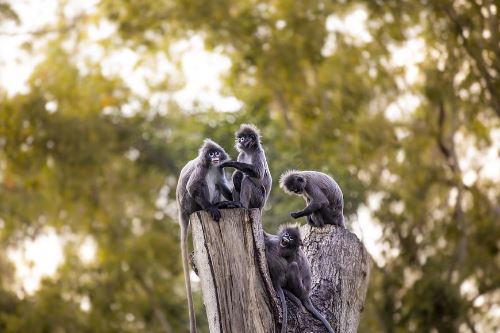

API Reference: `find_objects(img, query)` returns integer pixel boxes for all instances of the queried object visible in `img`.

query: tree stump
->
[191,208,369,333]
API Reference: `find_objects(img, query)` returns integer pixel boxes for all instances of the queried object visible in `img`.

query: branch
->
[442,4,500,118]
[435,101,469,280]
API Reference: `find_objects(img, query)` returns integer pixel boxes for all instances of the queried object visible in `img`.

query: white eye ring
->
[215,151,220,156]
[209,152,214,157]
[238,137,244,142]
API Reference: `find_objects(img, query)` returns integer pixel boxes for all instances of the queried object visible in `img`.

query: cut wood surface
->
[191,208,369,333]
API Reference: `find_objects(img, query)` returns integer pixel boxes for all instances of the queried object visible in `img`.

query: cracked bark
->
[191,208,369,333]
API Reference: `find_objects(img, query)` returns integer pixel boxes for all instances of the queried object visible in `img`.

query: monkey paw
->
[206,206,221,222]
[290,211,302,219]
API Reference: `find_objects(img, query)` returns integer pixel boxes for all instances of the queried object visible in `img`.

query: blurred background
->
[0,0,499,332]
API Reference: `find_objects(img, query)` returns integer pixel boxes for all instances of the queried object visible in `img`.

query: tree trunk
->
[191,208,369,333]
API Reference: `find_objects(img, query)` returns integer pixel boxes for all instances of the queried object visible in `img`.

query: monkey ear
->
[297,176,305,183]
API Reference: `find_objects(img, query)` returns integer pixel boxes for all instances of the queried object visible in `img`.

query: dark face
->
[284,175,306,194]
[206,149,226,166]
[279,228,302,250]
[236,131,258,150]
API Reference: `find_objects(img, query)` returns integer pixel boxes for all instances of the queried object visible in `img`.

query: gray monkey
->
[264,231,288,333]
[265,226,335,333]
[280,170,345,228]
[220,124,272,209]
[176,139,241,333]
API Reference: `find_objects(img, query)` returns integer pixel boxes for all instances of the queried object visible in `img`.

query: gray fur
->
[280,170,345,228]
[264,226,334,333]
[220,124,272,209]
[176,139,240,333]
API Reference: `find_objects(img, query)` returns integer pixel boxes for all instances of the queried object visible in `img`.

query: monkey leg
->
[310,211,326,227]
[231,188,240,202]
[231,171,243,202]
[322,207,345,227]
[232,170,243,192]
[306,215,315,226]
[239,178,254,208]
[250,184,266,209]
[285,262,308,300]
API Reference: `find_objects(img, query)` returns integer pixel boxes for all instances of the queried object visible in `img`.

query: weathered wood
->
[191,208,279,333]
[191,208,369,333]
[287,225,370,333]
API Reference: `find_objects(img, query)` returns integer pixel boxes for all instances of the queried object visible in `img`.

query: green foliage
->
[1,1,499,332]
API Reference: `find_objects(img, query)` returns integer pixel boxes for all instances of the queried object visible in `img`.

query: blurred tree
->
[0,0,498,332]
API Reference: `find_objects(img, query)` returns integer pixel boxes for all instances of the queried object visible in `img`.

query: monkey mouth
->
[211,158,220,165]
[238,141,253,150]
[280,237,290,247]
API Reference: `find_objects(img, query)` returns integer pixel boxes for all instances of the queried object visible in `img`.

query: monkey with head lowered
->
[176,139,242,333]
[265,226,335,333]
[220,124,272,209]
[280,170,345,228]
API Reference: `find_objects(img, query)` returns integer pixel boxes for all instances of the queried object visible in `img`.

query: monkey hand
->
[206,206,222,222]
[290,211,303,219]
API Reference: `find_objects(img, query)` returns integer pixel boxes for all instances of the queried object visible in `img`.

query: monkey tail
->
[303,298,335,333]
[277,287,287,333]
[180,213,197,333]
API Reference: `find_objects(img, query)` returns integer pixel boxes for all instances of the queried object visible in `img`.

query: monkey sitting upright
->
[280,170,345,228]
[220,124,272,209]
[265,226,335,333]
[176,139,241,333]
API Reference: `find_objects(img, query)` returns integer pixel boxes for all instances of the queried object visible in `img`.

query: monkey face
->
[284,175,306,195]
[207,149,227,166]
[279,229,303,249]
[236,132,257,150]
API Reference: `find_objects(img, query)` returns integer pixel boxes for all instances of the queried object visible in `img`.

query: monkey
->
[280,170,345,228]
[176,139,242,333]
[264,231,289,333]
[220,124,272,209]
[265,226,335,333]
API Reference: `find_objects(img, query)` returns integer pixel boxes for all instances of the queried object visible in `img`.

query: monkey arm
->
[220,161,261,179]
[186,167,209,208]
[291,187,328,218]
[291,202,324,218]
[189,183,212,209]
[217,182,233,201]
[189,182,222,221]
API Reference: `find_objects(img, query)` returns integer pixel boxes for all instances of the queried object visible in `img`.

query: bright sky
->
[1,1,498,307]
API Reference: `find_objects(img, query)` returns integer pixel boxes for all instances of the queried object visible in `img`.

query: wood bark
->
[191,208,369,333]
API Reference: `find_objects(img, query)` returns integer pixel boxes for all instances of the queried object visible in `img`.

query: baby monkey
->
[265,226,334,333]
[280,170,345,228]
